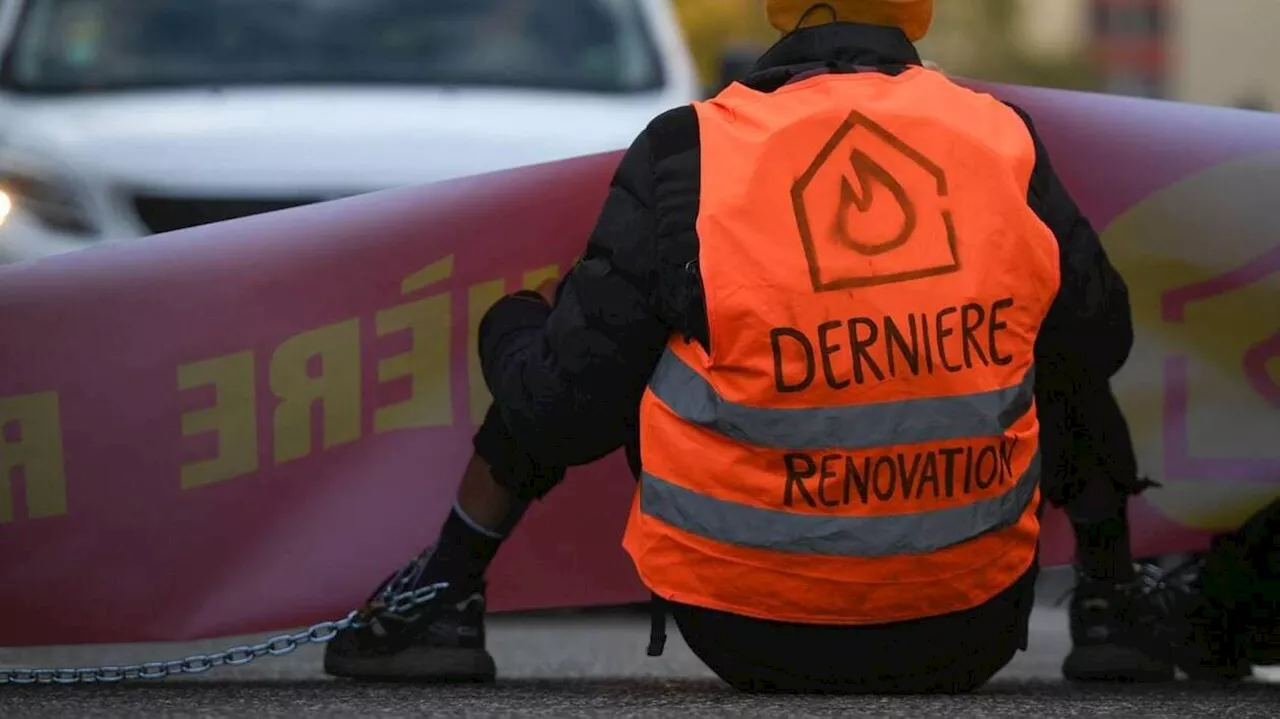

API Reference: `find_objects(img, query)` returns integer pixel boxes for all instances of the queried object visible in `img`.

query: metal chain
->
[0,582,449,686]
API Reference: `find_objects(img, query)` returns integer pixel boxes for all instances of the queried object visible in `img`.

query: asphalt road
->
[2,572,1278,717]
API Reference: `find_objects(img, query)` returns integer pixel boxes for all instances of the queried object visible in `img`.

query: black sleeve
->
[1010,105,1135,383]
[1008,105,1146,509]
[476,123,671,468]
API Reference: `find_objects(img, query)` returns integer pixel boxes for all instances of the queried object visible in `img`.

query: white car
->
[0,0,702,264]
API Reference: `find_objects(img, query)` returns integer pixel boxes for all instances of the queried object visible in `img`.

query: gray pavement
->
[2,571,1277,717]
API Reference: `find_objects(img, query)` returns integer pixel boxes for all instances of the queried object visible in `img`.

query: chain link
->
[0,582,449,686]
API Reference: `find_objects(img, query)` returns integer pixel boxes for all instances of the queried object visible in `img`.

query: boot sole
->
[1063,644,1176,683]
[324,646,497,683]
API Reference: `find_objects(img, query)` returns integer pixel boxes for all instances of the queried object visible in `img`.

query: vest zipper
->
[681,259,701,345]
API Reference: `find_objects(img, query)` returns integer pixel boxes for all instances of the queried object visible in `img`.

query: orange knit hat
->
[766,0,934,41]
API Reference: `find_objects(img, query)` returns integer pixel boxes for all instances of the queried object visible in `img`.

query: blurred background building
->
[1169,0,1278,110]
[675,0,1278,111]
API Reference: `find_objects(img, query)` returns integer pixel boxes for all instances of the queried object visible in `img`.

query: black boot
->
[1145,556,1250,682]
[1063,557,1255,683]
[323,546,497,682]
[1062,565,1177,682]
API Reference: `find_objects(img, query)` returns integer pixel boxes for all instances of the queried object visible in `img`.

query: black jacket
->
[476,23,1134,502]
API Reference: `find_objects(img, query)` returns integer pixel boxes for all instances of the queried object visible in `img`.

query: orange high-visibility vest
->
[622,67,1062,626]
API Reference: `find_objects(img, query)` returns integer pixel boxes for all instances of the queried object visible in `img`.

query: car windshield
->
[2,0,665,94]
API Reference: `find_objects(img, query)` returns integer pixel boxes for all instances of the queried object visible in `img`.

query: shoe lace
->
[1054,557,1205,609]
[1122,557,1217,662]
[1132,557,1205,613]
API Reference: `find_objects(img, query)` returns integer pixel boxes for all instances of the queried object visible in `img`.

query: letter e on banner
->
[0,392,68,522]
[178,351,259,489]
[522,264,561,293]
[376,256,456,434]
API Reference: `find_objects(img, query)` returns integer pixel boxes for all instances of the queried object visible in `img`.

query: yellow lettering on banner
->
[270,319,362,464]
[375,256,456,434]
[522,264,560,292]
[178,351,259,489]
[401,255,455,295]
[467,280,506,425]
[0,392,68,523]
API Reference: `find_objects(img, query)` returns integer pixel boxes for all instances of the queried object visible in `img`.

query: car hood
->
[1,86,666,195]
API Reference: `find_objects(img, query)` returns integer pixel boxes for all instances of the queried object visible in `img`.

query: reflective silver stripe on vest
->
[648,349,1035,452]
[640,452,1040,557]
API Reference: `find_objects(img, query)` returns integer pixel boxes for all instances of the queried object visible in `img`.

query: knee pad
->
[472,405,567,502]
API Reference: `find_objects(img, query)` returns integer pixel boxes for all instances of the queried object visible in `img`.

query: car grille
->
[132,195,328,235]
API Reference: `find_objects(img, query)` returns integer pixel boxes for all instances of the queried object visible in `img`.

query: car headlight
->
[0,170,98,237]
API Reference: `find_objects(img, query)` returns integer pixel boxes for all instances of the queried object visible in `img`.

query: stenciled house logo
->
[791,110,960,292]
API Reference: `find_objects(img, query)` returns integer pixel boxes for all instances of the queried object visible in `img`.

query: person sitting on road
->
[323,0,1183,691]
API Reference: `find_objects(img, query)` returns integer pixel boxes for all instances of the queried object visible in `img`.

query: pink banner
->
[1,83,1278,647]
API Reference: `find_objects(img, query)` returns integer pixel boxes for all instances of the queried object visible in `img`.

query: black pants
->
[475,383,1135,691]
[666,549,1040,694]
